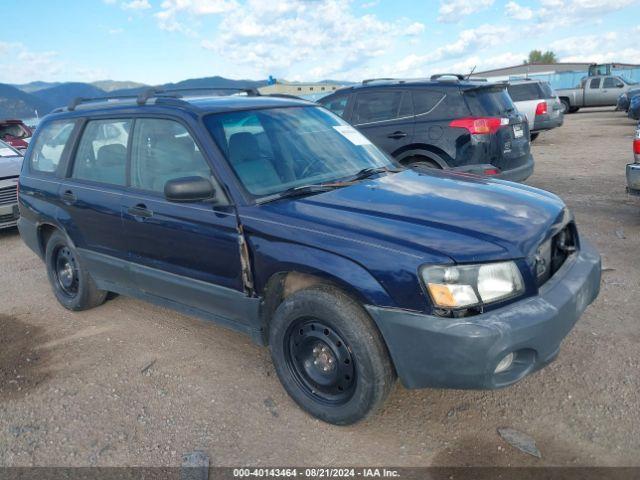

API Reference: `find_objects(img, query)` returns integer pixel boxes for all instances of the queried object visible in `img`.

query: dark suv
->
[18,90,600,425]
[318,76,534,181]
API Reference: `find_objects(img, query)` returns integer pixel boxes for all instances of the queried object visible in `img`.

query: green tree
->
[524,50,558,64]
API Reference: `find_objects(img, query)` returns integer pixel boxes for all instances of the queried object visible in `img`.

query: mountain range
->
[0,77,271,119]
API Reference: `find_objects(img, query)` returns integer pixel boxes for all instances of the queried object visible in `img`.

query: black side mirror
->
[164,176,215,203]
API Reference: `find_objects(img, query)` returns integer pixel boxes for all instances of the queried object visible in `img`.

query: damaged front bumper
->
[366,239,601,390]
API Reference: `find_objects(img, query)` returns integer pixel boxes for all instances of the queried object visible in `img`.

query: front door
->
[350,89,414,156]
[120,117,253,328]
[602,77,626,106]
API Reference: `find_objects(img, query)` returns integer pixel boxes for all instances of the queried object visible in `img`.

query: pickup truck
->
[557,75,638,113]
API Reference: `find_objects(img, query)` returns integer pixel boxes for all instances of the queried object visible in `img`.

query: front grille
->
[0,213,17,224]
[535,223,577,286]
[0,184,18,206]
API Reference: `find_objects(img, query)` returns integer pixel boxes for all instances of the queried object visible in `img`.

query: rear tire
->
[560,99,570,114]
[403,155,443,170]
[569,107,580,113]
[45,231,107,311]
[269,285,396,425]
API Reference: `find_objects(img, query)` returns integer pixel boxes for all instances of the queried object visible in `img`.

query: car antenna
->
[466,65,476,80]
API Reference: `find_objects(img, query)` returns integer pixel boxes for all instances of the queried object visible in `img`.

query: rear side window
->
[29,121,75,174]
[320,94,349,118]
[352,91,403,124]
[507,83,544,101]
[589,78,601,89]
[72,119,131,186]
[412,90,444,115]
[130,118,212,194]
[539,82,554,98]
[464,88,515,116]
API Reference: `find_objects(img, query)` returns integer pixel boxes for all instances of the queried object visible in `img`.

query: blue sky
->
[1,0,639,85]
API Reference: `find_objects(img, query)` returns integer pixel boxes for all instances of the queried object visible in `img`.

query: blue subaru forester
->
[18,90,601,425]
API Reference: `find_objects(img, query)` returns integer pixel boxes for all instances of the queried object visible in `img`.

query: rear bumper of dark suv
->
[365,239,601,390]
[450,153,534,183]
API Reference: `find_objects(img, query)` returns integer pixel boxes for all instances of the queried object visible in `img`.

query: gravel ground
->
[0,107,639,467]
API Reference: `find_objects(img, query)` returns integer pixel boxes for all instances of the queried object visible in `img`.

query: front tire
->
[269,285,396,425]
[45,231,107,311]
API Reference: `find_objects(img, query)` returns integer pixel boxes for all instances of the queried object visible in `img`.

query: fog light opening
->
[494,352,514,374]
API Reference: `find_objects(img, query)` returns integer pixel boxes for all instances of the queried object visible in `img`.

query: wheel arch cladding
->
[38,223,60,257]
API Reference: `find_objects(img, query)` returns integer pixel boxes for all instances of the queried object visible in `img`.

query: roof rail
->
[430,73,466,81]
[362,78,398,84]
[65,87,261,111]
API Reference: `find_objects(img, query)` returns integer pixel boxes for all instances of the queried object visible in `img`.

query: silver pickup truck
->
[557,75,638,113]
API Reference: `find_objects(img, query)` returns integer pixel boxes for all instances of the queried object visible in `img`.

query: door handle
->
[127,204,153,219]
[61,190,77,204]
[387,131,407,139]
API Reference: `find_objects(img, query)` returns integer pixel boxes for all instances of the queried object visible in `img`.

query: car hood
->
[0,155,23,178]
[265,169,568,263]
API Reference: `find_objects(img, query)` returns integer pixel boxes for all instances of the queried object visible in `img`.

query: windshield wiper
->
[256,183,343,204]
[348,165,401,181]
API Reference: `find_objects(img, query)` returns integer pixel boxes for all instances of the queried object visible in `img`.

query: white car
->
[507,80,564,141]
[0,140,23,229]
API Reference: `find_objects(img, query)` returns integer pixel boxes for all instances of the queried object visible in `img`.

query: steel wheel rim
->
[285,319,356,405]
[54,246,79,297]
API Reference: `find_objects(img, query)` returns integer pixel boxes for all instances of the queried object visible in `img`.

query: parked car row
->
[0,139,23,230]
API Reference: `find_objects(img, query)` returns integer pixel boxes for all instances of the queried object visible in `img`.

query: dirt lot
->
[0,108,639,467]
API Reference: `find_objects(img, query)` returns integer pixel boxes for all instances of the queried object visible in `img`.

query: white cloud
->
[122,0,151,10]
[549,30,640,64]
[393,24,512,75]
[405,22,426,36]
[505,1,534,20]
[361,0,379,7]
[196,0,416,80]
[438,0,495,23]
[156,0,238,31]
[0,43,63,84]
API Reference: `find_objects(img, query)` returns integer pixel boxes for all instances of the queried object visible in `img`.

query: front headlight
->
[421,261,524,310]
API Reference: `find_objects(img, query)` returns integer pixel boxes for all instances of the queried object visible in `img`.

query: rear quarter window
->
[29,120,76,174]
[464,88,515,116]
[412,90,445,116]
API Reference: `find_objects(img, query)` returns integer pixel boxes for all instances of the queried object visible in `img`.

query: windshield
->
[0,123,29,139]
[0,140,20,157]
[205,106,394,198]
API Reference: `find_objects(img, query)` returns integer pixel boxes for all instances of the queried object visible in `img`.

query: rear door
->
[60,118,133,287]
[120,117,251,327]
[350,89,414,156]
[585,77,604,106]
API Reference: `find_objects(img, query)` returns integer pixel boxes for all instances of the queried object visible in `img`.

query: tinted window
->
[130,118,211,194]
[205,106,392,197]
[589,78,601,89]
[29,121,75,174]
[72,119,130,186]
[507,83,544,101]
[464,88,514,116]
[539,82,554,98]
[0,123,29,139]
[412,90,444,115]
[603,77,622,88]
[353,91,402,124]
[320,94,349,117]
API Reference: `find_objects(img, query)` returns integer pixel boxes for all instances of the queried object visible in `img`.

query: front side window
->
[320,94,349,118]
[603,77,623,88]
[72,119,130,186]
[352,91,403,124]
[205,106,393,197]
[130,118,211,193]
[29,120,75,174]
[589,78,601,89]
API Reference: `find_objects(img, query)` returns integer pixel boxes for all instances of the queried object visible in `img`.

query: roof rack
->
[430,73,466,81]
[362,78,399,85]
[65,87,261,112]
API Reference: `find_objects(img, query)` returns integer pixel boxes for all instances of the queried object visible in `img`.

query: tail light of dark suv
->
[449,117,509,135]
